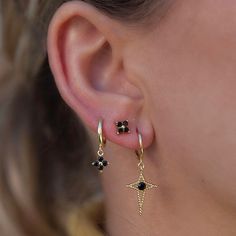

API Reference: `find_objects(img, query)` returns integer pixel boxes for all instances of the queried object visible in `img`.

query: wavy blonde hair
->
[0,0,163,235]
[0,1,100,235]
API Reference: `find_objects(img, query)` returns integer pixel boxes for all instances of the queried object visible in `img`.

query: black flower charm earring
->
[92,119,109,172]
[115,120,130,134]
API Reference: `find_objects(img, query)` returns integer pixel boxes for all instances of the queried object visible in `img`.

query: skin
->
[47,0,236,235]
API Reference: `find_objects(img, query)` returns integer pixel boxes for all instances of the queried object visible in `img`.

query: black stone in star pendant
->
[138,182,146,191]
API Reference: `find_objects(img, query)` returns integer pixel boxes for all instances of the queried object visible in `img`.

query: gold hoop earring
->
[92,119,109,172]
[126,130,157,215]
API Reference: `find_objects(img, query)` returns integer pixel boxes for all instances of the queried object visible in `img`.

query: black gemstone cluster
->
[138,182,146,191]
[116,120,130,134]
[92,156,108,172]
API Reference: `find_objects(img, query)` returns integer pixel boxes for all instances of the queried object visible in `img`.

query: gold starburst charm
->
[127,171,157,215]
[127,131,157,215]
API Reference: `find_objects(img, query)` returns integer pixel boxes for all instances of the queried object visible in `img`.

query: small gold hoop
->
[97,149,104,157]
[135,130,144,160]
[98,119,106,147]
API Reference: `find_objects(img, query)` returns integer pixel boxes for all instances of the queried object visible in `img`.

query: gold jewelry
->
[92,119,109,172]
[126,131,157,215]
[115,120,130,134]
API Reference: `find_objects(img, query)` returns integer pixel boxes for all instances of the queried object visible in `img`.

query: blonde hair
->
[0,0,160,235]
[0,1,100,235]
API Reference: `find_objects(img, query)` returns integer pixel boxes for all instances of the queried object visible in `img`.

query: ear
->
[47,1,154,149]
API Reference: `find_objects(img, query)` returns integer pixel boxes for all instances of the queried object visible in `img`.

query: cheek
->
[134,0,236,204]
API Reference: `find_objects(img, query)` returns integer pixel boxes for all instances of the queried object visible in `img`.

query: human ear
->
[47,1,154,149]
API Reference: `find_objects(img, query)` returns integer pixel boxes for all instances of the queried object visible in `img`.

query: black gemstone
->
[102,160,108,166]
[117,122,123,127]
[118,127,123,133]
[92,161,99,166]
[123,120,128,126]
[124,127,129,133]
[98,165,104,171]
[98,156,104,162]
[138,182,146,191]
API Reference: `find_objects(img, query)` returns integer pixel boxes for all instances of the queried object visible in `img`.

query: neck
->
[102,142,236,236]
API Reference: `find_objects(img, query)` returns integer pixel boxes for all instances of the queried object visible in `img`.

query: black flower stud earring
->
[92,119,109,172]
[115,120,130,134]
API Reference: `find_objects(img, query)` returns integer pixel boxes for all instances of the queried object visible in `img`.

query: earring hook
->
[135,129,144,170]
[98,119,106,148]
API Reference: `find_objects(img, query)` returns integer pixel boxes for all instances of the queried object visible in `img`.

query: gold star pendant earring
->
[126,130,157,215]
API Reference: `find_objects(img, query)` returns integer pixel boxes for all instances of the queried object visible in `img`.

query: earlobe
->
[47,1,154,150]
